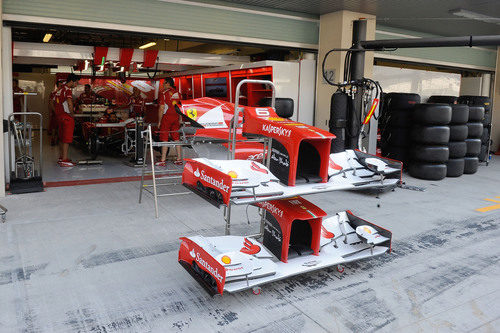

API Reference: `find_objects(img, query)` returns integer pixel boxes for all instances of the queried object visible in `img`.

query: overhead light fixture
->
[43,33,52,42]
[84,60,89,71]
[450,9,500,25]
[139,42,156,49]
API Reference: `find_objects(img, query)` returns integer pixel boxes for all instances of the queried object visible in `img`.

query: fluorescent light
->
[84,60,89,71]
[139,42,156,49]
[43,33,52,42]
[450,9,500,25]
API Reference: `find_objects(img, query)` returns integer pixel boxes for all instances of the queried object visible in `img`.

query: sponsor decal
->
[262,124,292,137]
[240,238,261,255]
[247,152,264,161]
[194,250,224,283]
[264,221,282,242]
[228,171,238,179]
[250,162,268,174]
[195,168,230,193]
[186,108,198,120]
[329,158,343,171]
[260,202,284,218]
[321,226,335,239]
[221,255,231,264]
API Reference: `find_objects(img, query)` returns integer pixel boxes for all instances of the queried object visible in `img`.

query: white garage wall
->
[373,65,461,102]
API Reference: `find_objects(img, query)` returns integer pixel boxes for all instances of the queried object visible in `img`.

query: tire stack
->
[408,104,451,180]
[379,93,421,165]
[457,96,492,162]
[463,106,484,174]
[427,95,458,104]
[446,105,469,177]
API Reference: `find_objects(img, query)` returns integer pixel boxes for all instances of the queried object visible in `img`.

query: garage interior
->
[1,0,500,332]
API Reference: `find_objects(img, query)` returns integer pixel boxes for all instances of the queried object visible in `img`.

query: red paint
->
[179,237,226,295]
[44,173,181,188]
[240,238,261,255]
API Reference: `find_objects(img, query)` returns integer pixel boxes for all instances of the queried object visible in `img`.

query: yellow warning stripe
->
[475,196,500,212]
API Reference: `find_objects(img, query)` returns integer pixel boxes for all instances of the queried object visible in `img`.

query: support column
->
[315,10,375,148]
[0,4,7,196]
[491,47,500,153]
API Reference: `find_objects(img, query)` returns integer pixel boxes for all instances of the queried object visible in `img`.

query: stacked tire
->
[428,95,458,104]
[457,96,492,162]
[446,105,469,177]
[463,106,484,174]
[379,93,421,165]
[408,104,451,180]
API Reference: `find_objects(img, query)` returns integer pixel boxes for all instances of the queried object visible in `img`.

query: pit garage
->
[1,1,500,332]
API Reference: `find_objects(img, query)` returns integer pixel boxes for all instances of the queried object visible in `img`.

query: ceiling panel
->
[216,0,500,36]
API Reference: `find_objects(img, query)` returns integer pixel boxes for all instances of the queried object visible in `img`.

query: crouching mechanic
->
[54,73,80,167]
[156,77,182,166]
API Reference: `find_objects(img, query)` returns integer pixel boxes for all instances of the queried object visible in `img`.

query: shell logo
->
[221,255,231,264]
[362,226,372,234]
[228,171,238,179]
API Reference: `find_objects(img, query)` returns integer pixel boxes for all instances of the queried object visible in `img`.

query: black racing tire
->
[413,103,452,125]
[89,132,99,160]
[450,104,469,124]
[466,122,483,138]
[446,158,465,177]
[383,109,413,127]
[463,157,479,174]
[481,127,490,144]
[411,145,449,163]
[449,124,468,141]
[408,162,447,181]
[458,96,491,112]
[465,138,481,156]
[448,141,467,158]
[381,127,411,147]
[468,106,485,122]
[478,145,489,162]
[411,126,450,145]
[385,93,421,110]
[427,95,458,104]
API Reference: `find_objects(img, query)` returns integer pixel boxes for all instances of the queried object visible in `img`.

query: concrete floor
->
[1,157,499,332]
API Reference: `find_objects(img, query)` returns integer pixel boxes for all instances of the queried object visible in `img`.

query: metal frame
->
[139,125,193,218]
[8,92,43,180]
[224,79,277,236]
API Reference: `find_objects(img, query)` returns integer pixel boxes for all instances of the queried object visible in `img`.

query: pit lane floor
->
[1,157,499,332]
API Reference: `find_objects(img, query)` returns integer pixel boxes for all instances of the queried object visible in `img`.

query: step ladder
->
[138,124,192,218]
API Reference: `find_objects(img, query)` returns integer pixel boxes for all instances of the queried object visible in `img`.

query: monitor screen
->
[205,77,227,98]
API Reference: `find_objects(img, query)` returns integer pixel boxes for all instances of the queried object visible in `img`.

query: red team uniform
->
[159,87,181,141]
[53,85,75,144]
[129,95,145,118]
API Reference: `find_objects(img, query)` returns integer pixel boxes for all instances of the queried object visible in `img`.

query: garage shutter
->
[2,0,319,49]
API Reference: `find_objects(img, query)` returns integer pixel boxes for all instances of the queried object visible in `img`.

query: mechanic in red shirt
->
[48,80,64,145]
[156,78,182,166]
[128,86,145,118]
[53,73,80,167]
[76,84,97,112]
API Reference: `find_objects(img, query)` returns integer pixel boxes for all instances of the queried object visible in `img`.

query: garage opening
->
[6,24,313,190]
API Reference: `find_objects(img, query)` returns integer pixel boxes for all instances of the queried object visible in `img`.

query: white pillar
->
[315,11,376,151]
[491,48,500,153]
[2,26,13,192]
[0,0,4,196]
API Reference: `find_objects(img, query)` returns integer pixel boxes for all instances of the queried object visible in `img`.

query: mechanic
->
[54,73,80,167]
[12,79,24,119]
[48,80,64,146]
[76,84,97,112]
[128,87,145,118]
[156,77,182,166]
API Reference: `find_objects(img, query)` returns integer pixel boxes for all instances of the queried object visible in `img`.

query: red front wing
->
[178,237,226,295]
